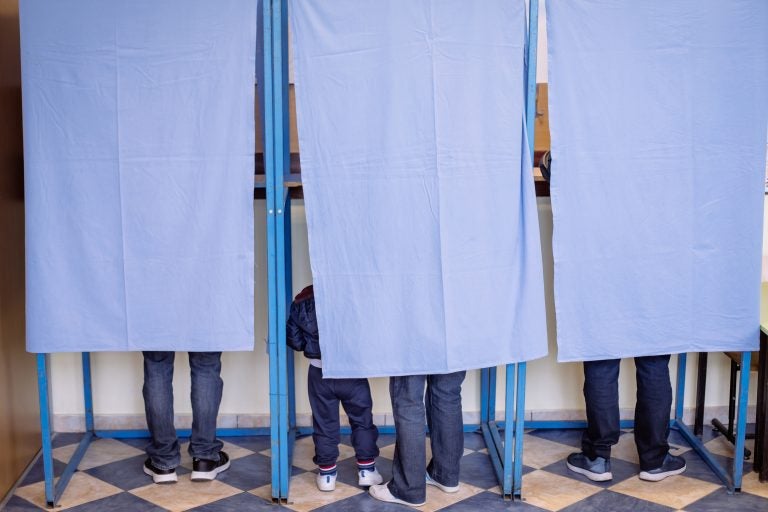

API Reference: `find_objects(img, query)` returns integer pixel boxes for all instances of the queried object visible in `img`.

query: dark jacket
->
[286,285,321,360]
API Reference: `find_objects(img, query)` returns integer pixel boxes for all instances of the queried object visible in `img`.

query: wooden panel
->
[534,83,551,153]
[0,0,41,500]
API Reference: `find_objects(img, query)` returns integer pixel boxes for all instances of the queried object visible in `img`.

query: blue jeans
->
[582,355,672,471]
[388,371,466,504]
[142,351,224,470]
[307,365,379,466]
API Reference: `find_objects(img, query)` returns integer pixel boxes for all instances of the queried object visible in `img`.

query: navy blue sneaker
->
[566,452,613,482]
[639,453,686,482]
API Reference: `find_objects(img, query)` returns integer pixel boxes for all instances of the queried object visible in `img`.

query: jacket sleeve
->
[286,301,306,352]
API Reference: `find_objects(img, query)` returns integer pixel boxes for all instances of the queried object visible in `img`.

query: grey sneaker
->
[566,452,613,482]
[639,453,686,482]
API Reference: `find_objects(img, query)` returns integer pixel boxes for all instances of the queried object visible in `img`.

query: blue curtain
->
[289,0,547,377]
[22,0,256,352]
[547,0,768,361]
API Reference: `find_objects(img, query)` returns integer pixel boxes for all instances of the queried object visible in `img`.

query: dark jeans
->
[308,365,379,466]
[388,371,466,504]
[142,351,224,470]
[582,355,672,471]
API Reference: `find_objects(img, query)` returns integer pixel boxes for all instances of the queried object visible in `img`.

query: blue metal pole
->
[513,363,527,499]
[675,353,687,422]
[510,0,538,499]
[261,0,283,501]
[488,366,497,422]
[36,353,55,507]
[480,368,490,424]
[272,0,291,500]
[732,351,751,491]
[82,352,94,433]
[525,0,540,157]
[285,198,296,432]
[503,365,515,496]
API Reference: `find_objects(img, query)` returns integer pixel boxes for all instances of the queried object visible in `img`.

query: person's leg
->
[634,355,672,470]
[339,377,382,486]
[308,365,342,467]
[385,375,428,505]
[567,359,619,481]
[339,378,379,462]
[188,352,224,460]
[308,365,341,490]
[581,359,621,460]
[143,351,180,471]
[425,371,465,489]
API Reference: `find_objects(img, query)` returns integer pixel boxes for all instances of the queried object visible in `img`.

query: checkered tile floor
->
[5,428,768,511]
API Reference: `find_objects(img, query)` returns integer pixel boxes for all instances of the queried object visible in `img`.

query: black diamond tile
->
[67,492,165,512]
[526,428,583,449]
[186,491,275,511]
[52,432,85,449]
[685,487,768,512]
[460,451,503,490]
[108,437,150,451]
[540,455,640,488]
[215,453,272,491]
[559,490,675,512]
[677,449,749,486]
[84,453,190,491]
[222,435,271,453]
[463,432,488,451]
[442,490,548,511]
[19,456,67,486]
[3,495,41,511]
[668,426,719,446]
[312,491,411,511]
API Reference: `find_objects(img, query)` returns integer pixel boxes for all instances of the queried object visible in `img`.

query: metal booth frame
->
[33,0,754,508]
[263,0,544,502]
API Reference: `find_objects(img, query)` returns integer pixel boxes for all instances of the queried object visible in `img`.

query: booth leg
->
[36,354,55,507]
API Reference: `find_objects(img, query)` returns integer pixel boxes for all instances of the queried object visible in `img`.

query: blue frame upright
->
[263,0,294,502]
[479,0,540,500]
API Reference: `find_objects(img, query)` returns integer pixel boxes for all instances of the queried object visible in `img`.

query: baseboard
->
[51,405,756,433]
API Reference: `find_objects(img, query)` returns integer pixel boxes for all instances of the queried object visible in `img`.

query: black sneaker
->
[566,452,613,482]
[191,451,231,481]
[143,458,178,484]
[639,453,686,482]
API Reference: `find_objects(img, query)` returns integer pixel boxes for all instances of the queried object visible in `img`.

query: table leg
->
[694,353,708,437]
[757,332,767,480]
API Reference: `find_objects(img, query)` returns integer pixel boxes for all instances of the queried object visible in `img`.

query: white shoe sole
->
[426,475,459,493]
[143,466,178,484]
[566,461,613,482]
[191,459,231,482]
[369,483,425,507]
[639,465,686,482]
